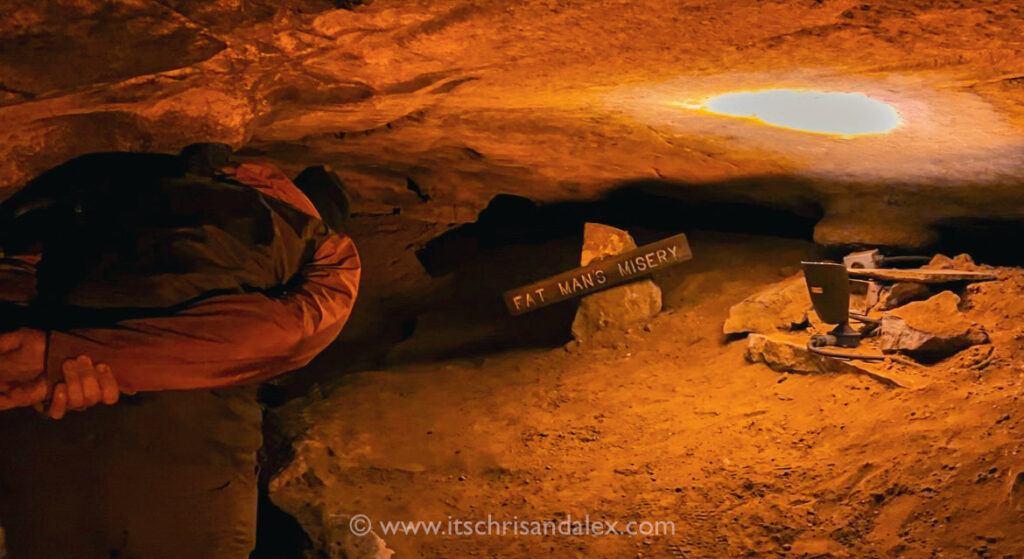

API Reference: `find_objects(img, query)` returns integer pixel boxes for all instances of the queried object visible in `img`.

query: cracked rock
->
[744,334,912,388]
[880,291,989,357]
[723,274,811,335]
[571,223,661,341]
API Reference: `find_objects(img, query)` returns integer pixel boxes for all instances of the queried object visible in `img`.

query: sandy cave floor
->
[269,228,1024,558]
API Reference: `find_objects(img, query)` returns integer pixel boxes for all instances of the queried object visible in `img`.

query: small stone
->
[951,254,977,268]
[880,291,989,357]
[723,274,811,335]
[925,254,957,269]
[579,222,636,267]
[878,282,932,310]
[925,253,977,270]
[572,223,662,340]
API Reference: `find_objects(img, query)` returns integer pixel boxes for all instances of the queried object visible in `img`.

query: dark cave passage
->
[292,181,828,383]
[933,217,1024,267]
[286,175,1024,397]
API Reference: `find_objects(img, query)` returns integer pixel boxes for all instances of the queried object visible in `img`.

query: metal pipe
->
[806,342,887,362]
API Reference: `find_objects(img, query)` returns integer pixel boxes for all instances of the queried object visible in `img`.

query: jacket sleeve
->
[44,233,360,392]
[0,255,38,305]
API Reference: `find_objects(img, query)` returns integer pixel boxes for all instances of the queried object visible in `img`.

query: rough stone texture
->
[925,253,978,270]
[878,282,932,310]
[880,291,989,356]
[578,223,636,268]
[269,440,395,559]
[723,273,810,335]
[3,1,1024,244]
[571,223,661,340]
[745,333,917,388]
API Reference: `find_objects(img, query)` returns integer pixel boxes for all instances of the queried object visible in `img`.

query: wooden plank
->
[504,233,692,316]
[846,268,997,284]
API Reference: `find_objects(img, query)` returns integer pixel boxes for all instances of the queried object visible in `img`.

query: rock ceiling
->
[2,0,1024,247]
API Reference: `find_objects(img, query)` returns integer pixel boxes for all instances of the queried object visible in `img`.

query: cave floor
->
[270,227,1024,558]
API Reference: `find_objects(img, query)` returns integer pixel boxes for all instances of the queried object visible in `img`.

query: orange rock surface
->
[2,0,1024,246]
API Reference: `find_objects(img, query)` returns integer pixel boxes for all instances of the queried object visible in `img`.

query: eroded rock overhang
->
[2,0,1024,248]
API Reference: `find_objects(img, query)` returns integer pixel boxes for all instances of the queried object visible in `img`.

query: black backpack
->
[0,152,330,329]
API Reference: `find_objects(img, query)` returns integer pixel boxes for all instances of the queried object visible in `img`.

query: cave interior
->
[1,1,1024,558]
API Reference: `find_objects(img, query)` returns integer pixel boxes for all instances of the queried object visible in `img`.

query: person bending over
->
[0,146,360,559]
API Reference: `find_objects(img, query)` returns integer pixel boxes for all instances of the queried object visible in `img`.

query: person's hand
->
[0,328,46,384]
[0,376,49,411]
[0,328,49,411]
[45,355,120,420]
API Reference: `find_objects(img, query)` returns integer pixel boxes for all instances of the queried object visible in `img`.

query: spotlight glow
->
[688,89,902,137]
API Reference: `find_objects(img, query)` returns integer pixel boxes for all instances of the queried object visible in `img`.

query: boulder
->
[723,274,811,335]
[571,223,661,340]
[877,282,932,310]
[879,291,989,357]
[745,334,916,388]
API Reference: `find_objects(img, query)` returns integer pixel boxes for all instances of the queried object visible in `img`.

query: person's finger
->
[25,379,48,406]
[48,383,68,420]
[62,358,86,410]
[96,364,119,405]
[80,371,102,408]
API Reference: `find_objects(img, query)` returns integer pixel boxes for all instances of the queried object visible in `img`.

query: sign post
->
[503,233,692,316]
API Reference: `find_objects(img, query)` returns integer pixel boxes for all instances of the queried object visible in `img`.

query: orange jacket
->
[1,162,360,393]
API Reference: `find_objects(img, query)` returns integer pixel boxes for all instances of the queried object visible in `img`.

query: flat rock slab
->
[848,268,997,284]
[745,334,922,389]
[571,223,662,340]
[880,291,989,356]
[723,273,810,335]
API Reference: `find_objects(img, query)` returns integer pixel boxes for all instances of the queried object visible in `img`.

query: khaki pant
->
[0,387,262,559]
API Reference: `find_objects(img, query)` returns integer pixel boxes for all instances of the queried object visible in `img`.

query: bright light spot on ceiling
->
[682,89,902,137]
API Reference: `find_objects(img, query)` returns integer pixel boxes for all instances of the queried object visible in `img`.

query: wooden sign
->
[504,233,692,316]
